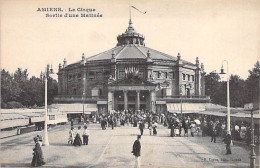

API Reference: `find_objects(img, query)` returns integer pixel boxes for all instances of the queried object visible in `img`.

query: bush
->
[6,101,24,109]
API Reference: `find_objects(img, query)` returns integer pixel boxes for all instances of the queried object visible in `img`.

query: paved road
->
[0,123,258,168]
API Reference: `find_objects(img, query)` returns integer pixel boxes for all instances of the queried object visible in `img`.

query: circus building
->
[54,19,210,115]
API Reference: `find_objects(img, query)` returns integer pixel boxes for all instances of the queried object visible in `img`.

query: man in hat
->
[132,135,141,168]
[139,121,145,135]
[223,130,232,154]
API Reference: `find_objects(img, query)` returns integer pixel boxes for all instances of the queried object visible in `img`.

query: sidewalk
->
[0,129,18,139]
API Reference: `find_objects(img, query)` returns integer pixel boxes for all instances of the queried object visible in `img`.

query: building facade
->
[55,19,210,114]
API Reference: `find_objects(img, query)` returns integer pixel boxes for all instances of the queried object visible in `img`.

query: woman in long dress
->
[31,137,45,167]
[73,126,82,146]
[68,127,74,144]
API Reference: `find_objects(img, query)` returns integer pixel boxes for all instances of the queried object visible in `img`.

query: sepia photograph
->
[0,0,259,167]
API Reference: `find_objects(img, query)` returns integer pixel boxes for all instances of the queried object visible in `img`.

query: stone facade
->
[55,19,209,113]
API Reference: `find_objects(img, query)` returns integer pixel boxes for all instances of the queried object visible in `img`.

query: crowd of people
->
[31,109,258,167]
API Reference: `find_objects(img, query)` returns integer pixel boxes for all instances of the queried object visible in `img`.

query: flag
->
[131,6,146,14]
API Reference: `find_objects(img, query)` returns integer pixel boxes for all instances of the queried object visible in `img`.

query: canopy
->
[54,104,98,114]
[167,103,205,114]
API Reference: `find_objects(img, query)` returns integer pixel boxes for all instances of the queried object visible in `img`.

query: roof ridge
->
[145,46,177,60]
[145,46,195,65]
[134,45,148,58]
[86,46,121,61]
[115,45,127,59]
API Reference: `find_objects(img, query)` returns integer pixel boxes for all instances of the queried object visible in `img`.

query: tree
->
[246,61,260,104]
[1,69,21,107]
[205,72,222,104]
[229,75,248,107]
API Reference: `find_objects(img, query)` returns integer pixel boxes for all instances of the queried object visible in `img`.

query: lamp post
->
[250,109,256,168]
[219,60,231,132]
[43,64,54,146]
[244,103,256,168]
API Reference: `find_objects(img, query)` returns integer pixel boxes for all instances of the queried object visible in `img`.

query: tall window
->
[77,73,82,81]
[96,72,102,79]
[182,74,186,80]
[68,74,73,81]
[138,71,144,78]
[169,72,174,79]
[192,75,195,81]
[89,71,95,79]
[187,75,190,81]
[119,71,125,79]
[165,72,168,79]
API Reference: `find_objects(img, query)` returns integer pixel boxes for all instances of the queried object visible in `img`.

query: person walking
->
[184,121,189,137]
[139,121,145,135]
[152,122,158,136]
[68,127,75,144]
[82,126,89,145]
[73,126,82,146]
[31,137,45,167]
[190,122,196,137]
[132,135,141,168]
[223,131,232,154]
[201,122,206,137]
[211,126,217,143]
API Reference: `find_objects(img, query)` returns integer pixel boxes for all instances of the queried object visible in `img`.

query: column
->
[108,91,114,113]
[124,91,128,111]
[150,90,156,113]
[136,91,140,111]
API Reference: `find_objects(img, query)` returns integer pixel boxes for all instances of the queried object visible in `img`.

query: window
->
[103,70,110,77]
[119,71,125,79]
[182,74,186,80]
[169,72,175,79]
[99,88,103,96]
[192,75,195,81]
[187,75,190,81]
[165,72,168,79]
[138,71,144,78]
[89,71,95,79]
[68,74,73,81]
[77,73,82,81]
[77,73,81,79]
[96,72,102,79]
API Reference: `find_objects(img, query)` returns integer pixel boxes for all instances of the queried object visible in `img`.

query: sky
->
[1,0,260,80]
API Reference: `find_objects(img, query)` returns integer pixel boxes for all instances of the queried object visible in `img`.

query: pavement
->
[0,123,259,168]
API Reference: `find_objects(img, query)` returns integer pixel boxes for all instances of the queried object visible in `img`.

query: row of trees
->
[1,68,58,108]
[205,61,260,107]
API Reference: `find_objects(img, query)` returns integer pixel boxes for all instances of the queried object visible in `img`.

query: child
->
[149,123,153,135]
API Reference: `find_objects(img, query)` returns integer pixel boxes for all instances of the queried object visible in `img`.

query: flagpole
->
[129,3,131,20]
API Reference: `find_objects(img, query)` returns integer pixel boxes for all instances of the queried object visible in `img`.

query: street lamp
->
[244,103,256,168]
[219,60,231,132]
[43,64,54,146]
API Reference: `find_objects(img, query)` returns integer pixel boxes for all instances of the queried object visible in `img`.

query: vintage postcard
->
[0,0,259,167]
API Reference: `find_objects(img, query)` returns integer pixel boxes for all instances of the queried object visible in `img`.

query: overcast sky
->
[1,0,259,79]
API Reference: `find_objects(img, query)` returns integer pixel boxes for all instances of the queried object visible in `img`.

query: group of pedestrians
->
[68,125,89,146]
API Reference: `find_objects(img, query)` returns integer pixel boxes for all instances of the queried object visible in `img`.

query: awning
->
[55,104,98,114]
[167,103,205,114]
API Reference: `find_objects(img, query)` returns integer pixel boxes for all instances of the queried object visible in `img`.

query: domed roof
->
[86,45,178,61]
[73,19,194,66]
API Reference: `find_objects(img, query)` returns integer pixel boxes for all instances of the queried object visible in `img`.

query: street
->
[0,123,258,168]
